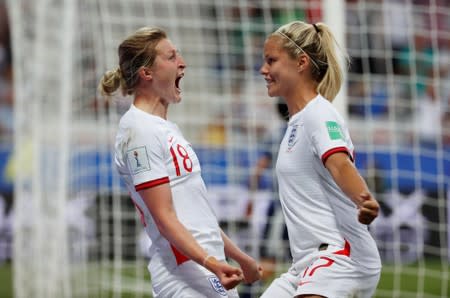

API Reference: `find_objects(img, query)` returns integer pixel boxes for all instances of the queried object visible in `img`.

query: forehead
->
[156,38,177,54]
[263,36,285,54]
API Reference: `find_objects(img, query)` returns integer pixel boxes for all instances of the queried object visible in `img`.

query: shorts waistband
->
[317,240,351,257]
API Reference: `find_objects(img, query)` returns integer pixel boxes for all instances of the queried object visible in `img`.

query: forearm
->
[139,185,209,267]
[333,163,369,206]
[221,230,262,284]
[326,153,379,224]
[156,214,209,266]
[221,230,252,264]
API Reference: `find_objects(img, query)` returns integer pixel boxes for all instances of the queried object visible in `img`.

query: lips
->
[265,78,274,87]
[175,73,184,92]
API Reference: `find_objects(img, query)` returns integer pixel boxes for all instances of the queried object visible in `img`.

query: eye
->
[168,50,177,60]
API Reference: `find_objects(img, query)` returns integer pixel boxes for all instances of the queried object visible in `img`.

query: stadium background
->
[0,0,449,297]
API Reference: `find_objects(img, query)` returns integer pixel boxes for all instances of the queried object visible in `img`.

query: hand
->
[239,255,263,284]
[357,192,379,225]
[204,256,244,290]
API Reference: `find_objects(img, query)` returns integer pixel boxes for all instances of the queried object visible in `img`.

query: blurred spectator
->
[0,192,12,263]
[0,1,11,72]
[0,64,13,140]
[443,111,450,147]
[382,0,413,75]
[0,1,12,142]
[396,32,434,96]
[414,81,443,148]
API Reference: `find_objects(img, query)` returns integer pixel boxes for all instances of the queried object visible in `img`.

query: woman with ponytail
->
[259,21,381,298]
[100,27,261,298]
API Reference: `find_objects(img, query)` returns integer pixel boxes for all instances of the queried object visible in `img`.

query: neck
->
[285,82,319,116]
[133,90,168,119]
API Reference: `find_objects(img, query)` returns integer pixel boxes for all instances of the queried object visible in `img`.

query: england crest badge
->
[287,125,298,151]
[208,276,227,296]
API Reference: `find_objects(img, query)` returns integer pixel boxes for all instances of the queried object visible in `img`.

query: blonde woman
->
[259,21,381,298]
[100,27,261,298]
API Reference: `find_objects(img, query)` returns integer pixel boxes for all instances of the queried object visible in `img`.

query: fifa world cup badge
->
[127,146,151,174]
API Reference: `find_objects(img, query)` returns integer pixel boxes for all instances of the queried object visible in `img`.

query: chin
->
[266,85,278,97]
[267,90,278,98]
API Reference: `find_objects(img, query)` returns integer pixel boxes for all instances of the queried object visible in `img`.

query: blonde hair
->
[99,27,167,96]
[272,21,349,101]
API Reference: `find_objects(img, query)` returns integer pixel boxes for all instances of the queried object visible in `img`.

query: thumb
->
[360,192,371,200]
[228,267,243,277]
[357,192,372,206]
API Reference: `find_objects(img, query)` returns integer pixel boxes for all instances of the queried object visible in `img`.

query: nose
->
[260,63,267,76]
[178,55,186,69]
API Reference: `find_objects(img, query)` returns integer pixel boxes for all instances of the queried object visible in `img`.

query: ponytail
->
[98,67,123,96]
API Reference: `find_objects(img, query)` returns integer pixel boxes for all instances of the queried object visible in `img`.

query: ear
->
[297,54,308,73]
[139,67,152,81]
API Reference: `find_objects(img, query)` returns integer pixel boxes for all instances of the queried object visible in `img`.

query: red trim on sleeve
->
[170,244,190,265]
[321,146,353,165]
[333,239,351,257]
[135,177,169,191]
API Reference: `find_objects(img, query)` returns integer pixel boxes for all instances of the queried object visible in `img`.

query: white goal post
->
[6,1,449,298]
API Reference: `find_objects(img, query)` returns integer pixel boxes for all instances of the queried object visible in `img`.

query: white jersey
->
[276,95,381,270]
[115,105,224,270]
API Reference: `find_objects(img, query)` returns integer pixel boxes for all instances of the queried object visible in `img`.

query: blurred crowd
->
[346,0,450,147]
[0,0,449,146]
[0,1,12,144]
[0,0,449,274]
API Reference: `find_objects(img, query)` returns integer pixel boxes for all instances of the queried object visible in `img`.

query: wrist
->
[202,255,219,270]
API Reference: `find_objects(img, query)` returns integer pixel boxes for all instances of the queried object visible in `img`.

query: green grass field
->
[0,259,448,298]
[0,262,12,298]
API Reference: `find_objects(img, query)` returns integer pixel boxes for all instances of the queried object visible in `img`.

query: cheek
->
[159,73,173,87]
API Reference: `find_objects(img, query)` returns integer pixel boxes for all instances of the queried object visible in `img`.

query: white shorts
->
[149,257,240,298]
[261,244,380,298]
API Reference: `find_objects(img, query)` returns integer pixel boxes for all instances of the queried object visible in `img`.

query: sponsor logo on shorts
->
[208,276,227,296]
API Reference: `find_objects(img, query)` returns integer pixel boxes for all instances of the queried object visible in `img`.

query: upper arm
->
[303,105,353,165]
[324,151,354,177]
[324,151,369,207]
[138,182,176,229]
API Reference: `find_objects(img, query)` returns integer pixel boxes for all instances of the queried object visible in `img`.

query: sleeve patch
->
[127,146,151,174]
[326,121,343,140]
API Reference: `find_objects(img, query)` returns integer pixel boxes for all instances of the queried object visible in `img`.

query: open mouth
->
[175,73,184,92]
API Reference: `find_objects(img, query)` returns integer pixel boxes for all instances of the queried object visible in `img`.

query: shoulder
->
[119,108,167,141]
[303,96,343,125]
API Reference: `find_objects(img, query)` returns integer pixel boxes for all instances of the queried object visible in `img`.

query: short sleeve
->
[303,104,353,165]
[126,124,170,190]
